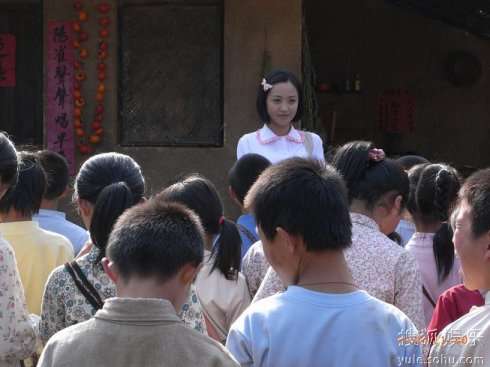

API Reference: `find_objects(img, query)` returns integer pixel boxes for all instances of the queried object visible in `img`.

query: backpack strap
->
[64,261,104,310]
[422,285,436,308]
[237,223,258,244]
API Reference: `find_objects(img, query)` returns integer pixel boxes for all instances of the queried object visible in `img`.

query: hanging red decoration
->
[79,11,88,22]
[97,3,111,14]
[72,0,111,154]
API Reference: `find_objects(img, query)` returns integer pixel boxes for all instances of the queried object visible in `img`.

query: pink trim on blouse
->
[255,126,305,145]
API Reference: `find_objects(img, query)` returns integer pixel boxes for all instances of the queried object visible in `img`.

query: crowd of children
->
[0,69,489,366]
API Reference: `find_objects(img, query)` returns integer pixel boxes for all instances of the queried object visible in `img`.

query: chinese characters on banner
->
[47,22,76,175]
[0,34,16,87]
[378,89,416,134]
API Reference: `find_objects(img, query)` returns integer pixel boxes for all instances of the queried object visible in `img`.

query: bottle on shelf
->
[354,73,361,93]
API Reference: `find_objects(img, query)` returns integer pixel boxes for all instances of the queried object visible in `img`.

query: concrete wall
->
[43,0,302,218]
[306,0,490,171]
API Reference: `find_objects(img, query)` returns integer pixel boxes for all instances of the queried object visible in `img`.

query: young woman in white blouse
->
[236,69,325,164]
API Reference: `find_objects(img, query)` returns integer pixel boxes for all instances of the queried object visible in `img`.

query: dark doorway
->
[0,2,43,146]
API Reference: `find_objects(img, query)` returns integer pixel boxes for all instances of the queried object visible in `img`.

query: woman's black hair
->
[74,153,145,262]
[158,175,241,280]
[332,141,409,210]
[256,69,303,124]
[407,163,461,283]
[0,132,18,188]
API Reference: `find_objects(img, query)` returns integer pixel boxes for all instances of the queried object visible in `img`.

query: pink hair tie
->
[368,148,386,162]
[219,216,225,225]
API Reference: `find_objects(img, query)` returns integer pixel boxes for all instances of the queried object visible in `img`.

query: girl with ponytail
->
[40,153,207,343]
[159,174,251,343]
[405,163,462,325]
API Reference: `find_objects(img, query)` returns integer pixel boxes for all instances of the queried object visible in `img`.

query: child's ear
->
[228,186,243,209]
[393,195,403,214]
[60,186,71,199]
[179,263,200,286]
[102,257,119,283]
[78,198,92,217]
[275,227,303,255]
[483,231,490,263]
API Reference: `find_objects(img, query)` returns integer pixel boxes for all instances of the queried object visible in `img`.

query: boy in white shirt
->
[226,158,421,367]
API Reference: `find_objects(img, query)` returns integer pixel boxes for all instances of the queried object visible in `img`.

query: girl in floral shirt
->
[40,153,207,344]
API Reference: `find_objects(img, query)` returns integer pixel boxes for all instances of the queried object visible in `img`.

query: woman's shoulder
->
[303,130,323,144]
[237,128,263,159]
[238,129,260,144]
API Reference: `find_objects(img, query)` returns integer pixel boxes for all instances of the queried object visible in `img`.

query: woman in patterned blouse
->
[40,153,207,344]
[253,141,425,332]
[0,132,38,366]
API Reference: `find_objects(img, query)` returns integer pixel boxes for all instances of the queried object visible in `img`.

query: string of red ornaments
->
[72,1,111,155]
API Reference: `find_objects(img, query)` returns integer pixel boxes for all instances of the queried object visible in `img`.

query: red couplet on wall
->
[46,21,76,175]
[0,34,16,87]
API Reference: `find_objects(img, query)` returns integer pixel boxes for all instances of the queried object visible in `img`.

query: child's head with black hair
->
[396,155,430,171]
[0,152,46,219]
[257,69,303,132]
[36,150,69,201]
[74,152,145,262]
[228,154,271,209]
[332,141,409,235]
[104,199,204,310]
[245,158,352,285]
[407,163,461,283]
[158,175,241,281]
[0,132,18,200]
[453,168,490,291]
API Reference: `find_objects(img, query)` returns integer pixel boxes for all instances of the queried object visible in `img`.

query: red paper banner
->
[0,34,16,87]
[46,21,76,175]
[378,89,415,134]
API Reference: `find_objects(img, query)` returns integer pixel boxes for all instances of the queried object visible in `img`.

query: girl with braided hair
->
[405,163,462,325]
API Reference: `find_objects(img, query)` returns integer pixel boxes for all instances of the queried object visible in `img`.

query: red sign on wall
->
[46,22,76,175]
[378,89,416,134]
[0,34,16,87]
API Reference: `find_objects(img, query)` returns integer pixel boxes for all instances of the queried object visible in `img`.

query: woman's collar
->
[256,124,304,145]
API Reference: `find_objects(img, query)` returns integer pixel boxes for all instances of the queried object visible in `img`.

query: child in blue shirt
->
[228,154,270,258]
[33,150,89,255]
[226,158,421,367]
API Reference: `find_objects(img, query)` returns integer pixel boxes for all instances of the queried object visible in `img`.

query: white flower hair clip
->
[261,78,273,92]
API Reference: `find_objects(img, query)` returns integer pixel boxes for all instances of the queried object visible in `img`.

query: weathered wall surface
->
[307,0,490,171]
[43,0,302,218]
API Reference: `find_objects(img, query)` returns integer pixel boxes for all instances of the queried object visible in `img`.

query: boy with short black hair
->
[228,153,271,257]
[34,150,89,254]
[429,168,490,365]
[38,198,239,367]
[226,157,420,367]
[0,152,73,314]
